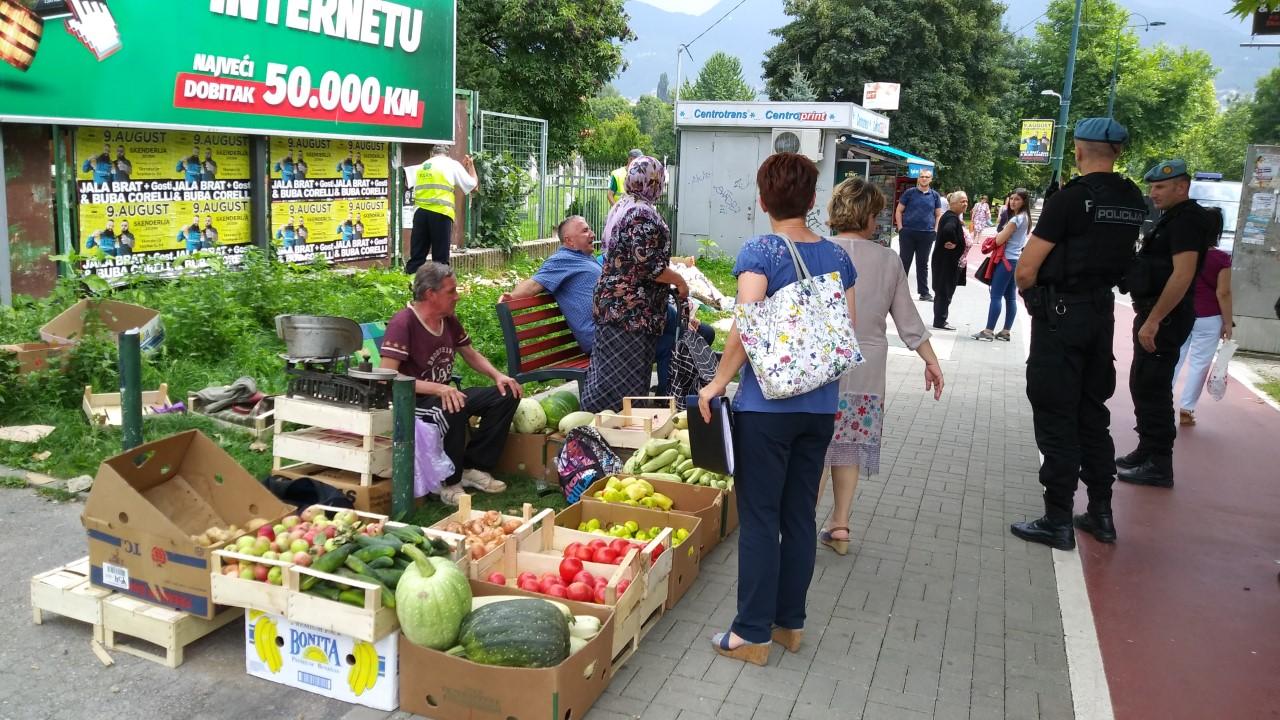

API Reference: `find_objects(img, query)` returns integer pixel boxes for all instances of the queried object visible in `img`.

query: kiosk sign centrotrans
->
[0,0,455,143]
[676,101,891,140]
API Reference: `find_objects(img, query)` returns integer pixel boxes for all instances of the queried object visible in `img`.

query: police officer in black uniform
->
[1009,118,1147,550]
[1115,159,1216,488]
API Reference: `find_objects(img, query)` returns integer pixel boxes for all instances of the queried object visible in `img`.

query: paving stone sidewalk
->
[583,278,1075,720]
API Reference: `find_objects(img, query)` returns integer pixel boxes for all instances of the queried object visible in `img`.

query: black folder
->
[686,395,735,476]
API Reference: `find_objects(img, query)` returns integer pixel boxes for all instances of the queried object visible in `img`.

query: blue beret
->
[1073,117,1129,144]
[1143,159,1189,183]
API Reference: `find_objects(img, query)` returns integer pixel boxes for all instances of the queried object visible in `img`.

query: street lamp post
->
[1047,0,1085,186]
[1106,17,1166,118]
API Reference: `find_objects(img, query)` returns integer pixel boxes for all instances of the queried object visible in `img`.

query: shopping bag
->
[668,302,719,410]
[975,256,993,286]
[1206,338,1237,401]
[414,418,454,498]
[734,235,863,400]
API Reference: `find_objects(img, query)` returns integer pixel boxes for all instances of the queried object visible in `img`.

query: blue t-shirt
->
[1004,213,1030,261]
[534,247,603,354]
[732,234,857,415]
[898,187,944,232]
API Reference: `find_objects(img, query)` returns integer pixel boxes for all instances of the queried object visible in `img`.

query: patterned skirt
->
[824,391,884,474]
[579,325,659,413]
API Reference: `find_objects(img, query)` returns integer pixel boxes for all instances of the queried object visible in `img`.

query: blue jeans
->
[986,258,1018,330]
[654,303,716,395]
[731,411,834,643]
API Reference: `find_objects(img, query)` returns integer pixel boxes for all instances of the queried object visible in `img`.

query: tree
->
[1252,66,1280,145]
[1179,98,1254,180]
[678,51,757,101]
[763,0,1014,193]
[775,63,817,102]
[580,114,652,164]
[589,94,632,123]
[457,0,633,160]
[1228,1,1273,17]
[657,72,671,102]
[634,95,677,161]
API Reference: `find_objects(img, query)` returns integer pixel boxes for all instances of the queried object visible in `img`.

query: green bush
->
[471,151,534,252]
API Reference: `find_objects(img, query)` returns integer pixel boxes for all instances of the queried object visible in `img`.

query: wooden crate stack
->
[272,395,393,486]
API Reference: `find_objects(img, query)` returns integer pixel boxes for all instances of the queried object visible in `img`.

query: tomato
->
[572,570,595,586]
[574,546,595,562]
[559,557,584,584]
[545,584,568,598]
[587,539,607,550]
[562,542,583,559]
[517,571,538,585]
[650,544,665,563]
[518,579,540,593]
[538,577,563,594]
[593,547,618,564]
[594,585,608,604]
[566,582,593,602]
[487,572,507,586]
[540,572,560,587]
[617,579,631,596]
[609,539,632,556]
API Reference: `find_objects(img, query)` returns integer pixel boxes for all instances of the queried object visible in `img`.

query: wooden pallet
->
[30,557,111,642]
[100,595,242,668]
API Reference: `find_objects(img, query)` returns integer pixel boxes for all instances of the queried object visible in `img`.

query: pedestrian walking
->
[580,156,688,413]
[970,194,991,237]
[1172,246,1232,426]
[818,177,944,556]
[931,191,968,330]
[894,169,944,301]
[1117,160,1217,488]
[1008,117,1146,550]
[974,188,1030,342]
[696,152,857,665]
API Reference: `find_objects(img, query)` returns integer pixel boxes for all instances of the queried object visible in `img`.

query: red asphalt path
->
[1077,301,1280,719]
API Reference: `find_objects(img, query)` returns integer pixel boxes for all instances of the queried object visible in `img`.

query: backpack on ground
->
[554,426,622,503]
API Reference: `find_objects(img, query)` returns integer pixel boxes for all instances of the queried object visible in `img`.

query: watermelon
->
[513,398,547,433]
[540,391,579,429]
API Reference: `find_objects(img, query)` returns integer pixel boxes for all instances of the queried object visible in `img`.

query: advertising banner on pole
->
[862,82,900,111]
[0,0,454,143]
[74,127,253,281]
[269,137,390,265]
[1018,119,1054,164]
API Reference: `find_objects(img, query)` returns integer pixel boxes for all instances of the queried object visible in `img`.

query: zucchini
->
[643,437,679,455]
[675,458,694,472]
[641,448,679,473]
[640,472,682,483]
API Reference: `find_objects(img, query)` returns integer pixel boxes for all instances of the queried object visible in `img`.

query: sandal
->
[771,626,803,653]
[974,329,995,342]
[819,527,850,556]
[995,330,1011,341]
[711,632,771,666]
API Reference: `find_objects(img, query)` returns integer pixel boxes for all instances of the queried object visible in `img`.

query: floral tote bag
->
[733,235,862,400]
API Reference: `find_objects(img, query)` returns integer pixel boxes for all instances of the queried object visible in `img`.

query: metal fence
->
[542,161,677,241]
[478,110,548,238]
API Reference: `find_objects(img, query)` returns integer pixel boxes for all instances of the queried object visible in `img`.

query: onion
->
[501,519,522,535]
[469,543,487,560]
[483,510,501,527]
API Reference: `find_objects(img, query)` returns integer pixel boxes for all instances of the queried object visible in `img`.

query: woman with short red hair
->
[697,153,858,665]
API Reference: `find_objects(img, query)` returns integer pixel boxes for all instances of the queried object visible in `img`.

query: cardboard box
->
[273,463,392,515]
[1,342,67,373]
[492,431,552,481]
[581,476,725,553]
[555,503,702,608]
[40,299,164,352]
[246,610,399,712]
[723,486,739,538]
[398,581,614,720]
[82,430,292,619]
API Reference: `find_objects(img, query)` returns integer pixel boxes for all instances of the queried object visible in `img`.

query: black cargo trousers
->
[1128,300,1196,463]
[1025,291,1118,522]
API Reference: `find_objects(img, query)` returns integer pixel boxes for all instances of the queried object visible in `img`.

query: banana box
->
[244,609,399,711]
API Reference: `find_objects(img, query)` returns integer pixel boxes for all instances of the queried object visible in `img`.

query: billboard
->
[862,82,900,111]
[0,0,455,143]
[1019,119,1054,164]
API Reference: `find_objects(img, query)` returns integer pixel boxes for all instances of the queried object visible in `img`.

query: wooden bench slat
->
[510,307,566,326]
[515,320,573,343]
[519,333,582,358]
[504,293,559,312]
[520,347,590,373]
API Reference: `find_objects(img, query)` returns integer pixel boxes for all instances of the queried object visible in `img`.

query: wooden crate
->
[430,493,540,578]
[82,384,173,427]
[186,393,276,441]
[100,594,241,668]
[592,397,676,449]
[30,557,112,642]
[274,395,392,436]
[272,427,392,483]
[286,565,398,643]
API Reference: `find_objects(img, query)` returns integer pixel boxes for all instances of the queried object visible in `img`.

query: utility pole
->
[1049,0,1085,186]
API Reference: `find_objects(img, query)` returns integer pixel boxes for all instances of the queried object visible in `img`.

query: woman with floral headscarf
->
[580,157,688,413]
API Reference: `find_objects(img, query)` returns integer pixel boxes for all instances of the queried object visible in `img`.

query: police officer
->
[1009,118,1147,550]
[1115,160,1216,488]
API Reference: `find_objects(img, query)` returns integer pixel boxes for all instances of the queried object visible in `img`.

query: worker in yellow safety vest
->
[607,148,644,205]
[404,145,478,271]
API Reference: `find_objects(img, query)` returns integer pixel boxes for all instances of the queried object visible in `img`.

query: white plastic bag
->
[1206,339,1238,402]
[414,418,454,498]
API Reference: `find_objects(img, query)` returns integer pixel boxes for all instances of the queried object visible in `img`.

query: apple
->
[650,545,665,564]
[289,539,310,554]
[253,564,270,582]
[257,525,275,541]
[242,544,265,558]
[272,523,288,536]
[262,551,279,561]
[293,552,312,566]
[267,567,283,585]
[487,572,507,585]
[324,538,338,552]
[559,558,584,584]
[222,563,240,576]
[566,582,592,602]
[281,515,300,528]
[322,525,338,539]
[236,535,255,550]
[239,565,256,580]
[302,530,317,544]
[545,584,568,598]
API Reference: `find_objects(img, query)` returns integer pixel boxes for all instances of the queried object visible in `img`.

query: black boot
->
[1010,516,1076,551]
[1115,449,1147,471]
[1117,457,1174,488]
[1073,511,1117,543]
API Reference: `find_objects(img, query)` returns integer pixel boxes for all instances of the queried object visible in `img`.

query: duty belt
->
[1038,287,1114,332]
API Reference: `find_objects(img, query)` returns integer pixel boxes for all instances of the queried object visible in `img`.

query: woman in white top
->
[975,188,1031,342]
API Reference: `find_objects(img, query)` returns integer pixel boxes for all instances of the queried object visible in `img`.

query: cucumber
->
[338,589,366,606]
[303,542,358,588]
[339,562,396,608]
[354,545,397,563]
[366,556,395,569]
[641,448,679,473]
[354,534,403,551]
[371,568,405,587]
[386,526,425,546]
[307,583,342,601]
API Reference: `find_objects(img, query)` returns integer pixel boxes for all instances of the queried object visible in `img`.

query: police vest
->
[609,166,627,203]
[1036,173,1146,292]
[414,163,456,220]
[1127,201,1222,301]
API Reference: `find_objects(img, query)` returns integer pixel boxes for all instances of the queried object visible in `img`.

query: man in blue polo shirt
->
[500,215,602,354]
[895,168,945,301]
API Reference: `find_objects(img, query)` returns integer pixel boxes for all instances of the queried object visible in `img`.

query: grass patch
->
[1,475,27,489]
[403,475,569,527]
[1260,378,1280,405]
[35,486,78,502]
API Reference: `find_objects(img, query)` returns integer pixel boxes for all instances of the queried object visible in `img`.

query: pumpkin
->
[558,410,595,433]
[513,397,547,433]
[540,391,579,430]
[395,545,472,650]
[447,599,570,668]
